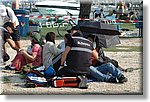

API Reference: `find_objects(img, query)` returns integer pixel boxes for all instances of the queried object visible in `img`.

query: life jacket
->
[66,36,93,74]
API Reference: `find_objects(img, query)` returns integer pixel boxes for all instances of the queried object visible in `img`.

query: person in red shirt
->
[5,32,44,71]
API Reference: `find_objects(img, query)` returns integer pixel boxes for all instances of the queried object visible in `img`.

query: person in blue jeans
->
[87,34,128,83]
[89,63,127,83]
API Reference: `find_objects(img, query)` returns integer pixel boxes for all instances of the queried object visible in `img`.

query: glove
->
[58,65,64,71]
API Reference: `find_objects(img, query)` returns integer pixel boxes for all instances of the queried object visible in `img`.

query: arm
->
[92,49,99,60]
[14,41,21,49]
[21,44,40,62]
[21,50,36,61]
[6,38,20,51]
[61,46,71,66]
[51,44,62,55]
[13,21,17,28]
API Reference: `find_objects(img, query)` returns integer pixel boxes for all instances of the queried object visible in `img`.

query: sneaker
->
[77,75,88,89]
[107,76,118,83]
[118,75,128,83]
[4,65,13,70]
[125,68,134,72]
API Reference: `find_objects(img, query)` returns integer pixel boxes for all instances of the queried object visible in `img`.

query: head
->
[0,5,7,17]
[67,25,79,35]
[3,22,15,34]
[45,32,56,44]
[31,32,44,46]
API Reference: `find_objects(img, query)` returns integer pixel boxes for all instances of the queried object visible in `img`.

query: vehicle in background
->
[35,0,80,16]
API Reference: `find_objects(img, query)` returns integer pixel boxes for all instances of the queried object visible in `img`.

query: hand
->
[20,50,26,54]
[58,65,64,71]
[18,49,23,54]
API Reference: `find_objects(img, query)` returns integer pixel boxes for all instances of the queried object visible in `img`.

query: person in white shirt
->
[0,5,21,57]
[0,5,19,28]
[43,32,62,71]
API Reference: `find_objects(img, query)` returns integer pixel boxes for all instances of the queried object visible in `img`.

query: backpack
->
[25,70,48,88]
[24,66,55,88]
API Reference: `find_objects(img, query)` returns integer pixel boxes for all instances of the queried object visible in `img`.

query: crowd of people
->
[0,5,128,88]
[94,0,143,20]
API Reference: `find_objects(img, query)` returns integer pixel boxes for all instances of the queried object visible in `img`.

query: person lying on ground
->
[87,34,126,71]
[87,34,128,83]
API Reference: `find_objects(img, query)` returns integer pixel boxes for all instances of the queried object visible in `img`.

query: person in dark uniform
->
[58,25,83,51]
[0,5,21,53]
[2,22,21,62]
[57,26,93,88]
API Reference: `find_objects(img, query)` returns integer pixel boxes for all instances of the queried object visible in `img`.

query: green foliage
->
[2,76,11,83]
[103,46,142,52]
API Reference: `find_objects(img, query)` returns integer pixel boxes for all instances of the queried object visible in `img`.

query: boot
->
[77,75,88,89]
[118,75,128,83]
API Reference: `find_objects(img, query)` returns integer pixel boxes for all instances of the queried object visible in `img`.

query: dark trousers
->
[57,66,89,77]
[56,66,77,77]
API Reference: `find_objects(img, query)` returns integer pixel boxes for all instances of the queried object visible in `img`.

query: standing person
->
[43,32,62,72]
[116,1,128,19]
[0,5,21,52]
[94,7,100,18]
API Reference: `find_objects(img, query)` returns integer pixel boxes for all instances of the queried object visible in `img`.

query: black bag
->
[103,56,119,68]
[110,59,119,68]
[3,52,10,62]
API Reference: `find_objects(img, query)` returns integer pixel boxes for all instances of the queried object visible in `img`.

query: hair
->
[3,22,15,30]
[45,32,56,44]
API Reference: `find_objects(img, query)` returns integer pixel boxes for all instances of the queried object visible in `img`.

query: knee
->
[89,66,98,73]
[107,62,115,67]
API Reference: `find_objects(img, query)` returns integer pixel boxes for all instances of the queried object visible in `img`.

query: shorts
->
[12,26,20,41]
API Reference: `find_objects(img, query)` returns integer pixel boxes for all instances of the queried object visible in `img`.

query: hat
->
[67,25,79,33]
[0,5,7,16]
[31,32,45,47]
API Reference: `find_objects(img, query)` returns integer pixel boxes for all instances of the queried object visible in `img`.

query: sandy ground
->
[0,38,143,95]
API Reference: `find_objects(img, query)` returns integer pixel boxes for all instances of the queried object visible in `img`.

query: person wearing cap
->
[66,25,82,36]
[0,5,21,52]
[57,26,93,88]
[57,25,82,51]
